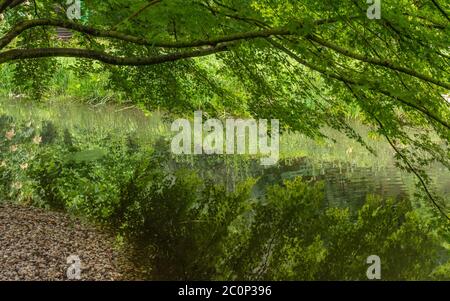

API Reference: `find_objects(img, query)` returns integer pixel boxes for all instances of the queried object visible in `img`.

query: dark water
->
[261,160,449,209]
[187,138,450,210]
[249,160,449,217]
[183,152,450,211]
[268,128,450,209]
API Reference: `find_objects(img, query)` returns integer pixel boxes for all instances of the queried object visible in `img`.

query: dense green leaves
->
[117,165,448,280]
[0,0,449,280]
[1,104,449,280]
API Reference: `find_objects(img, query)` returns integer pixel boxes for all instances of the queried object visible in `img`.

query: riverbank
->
[0,202,130,281]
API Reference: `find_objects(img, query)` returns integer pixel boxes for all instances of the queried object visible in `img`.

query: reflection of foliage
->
[63,128,76,151]
[41,120,58,145]
[116,164,448,280]
[126,131,140,155]
[224,179,447,280]
[0,106,448,280]
[116,163,255,280]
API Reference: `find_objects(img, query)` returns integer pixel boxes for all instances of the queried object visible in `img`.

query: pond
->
[255,158,450,209]
[278,127,450,209]
[184,124,450,210]
[1,98,449,210]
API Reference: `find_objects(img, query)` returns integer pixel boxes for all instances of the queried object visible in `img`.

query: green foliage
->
[12,58,58,99]
[222,179,446,280]
[116,159,254,279]
[41,120,58,145]
[222,178,327,280]
[28,137,140,221]
[0,1,449,215]
[0,108,145,221]
[0,114,39,203]
[320,196,442,280]
[0,102,448,280]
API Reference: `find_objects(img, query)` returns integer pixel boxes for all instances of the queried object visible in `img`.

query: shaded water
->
[2,98,449,208]
[189,127,450,209]
[256,159,450,209]
[255,126,450,209]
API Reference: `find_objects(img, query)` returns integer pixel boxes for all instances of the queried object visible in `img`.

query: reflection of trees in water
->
[252,160,412,210]
[221,157,445,210]
[151,135,449,209]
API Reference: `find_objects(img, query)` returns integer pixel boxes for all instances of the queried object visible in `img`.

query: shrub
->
[114,156,447,280]
[28,128,141,221]
[0,115,39,202]
[223,180,445,280]
[115,156,254,280]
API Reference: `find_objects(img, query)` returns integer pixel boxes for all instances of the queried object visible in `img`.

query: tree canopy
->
[0,0,449,217]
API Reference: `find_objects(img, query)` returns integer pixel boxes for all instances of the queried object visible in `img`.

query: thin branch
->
[374,117,450,221]
[431,0,450,22]
[307,34,450,90]
[0,0,15,14]
[342,76,450,221]
[112,0,162,30]
[8,0,26,9]
[0,0,25,14]
[268,39,450,130]
[403,13,447,29]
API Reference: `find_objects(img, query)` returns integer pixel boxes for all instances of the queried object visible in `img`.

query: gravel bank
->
[0,202,131,281]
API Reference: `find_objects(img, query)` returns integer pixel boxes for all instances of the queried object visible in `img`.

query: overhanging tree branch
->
[307,34,450,90]
[0,43,232,65]
[188,6,450,90]
[0,0,15,14]
[268,39,450,130]
[0,18,293,50]
[344,81,450,221]
[0,0,25,14]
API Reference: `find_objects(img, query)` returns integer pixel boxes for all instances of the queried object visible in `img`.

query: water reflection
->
[245,158,448,209]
